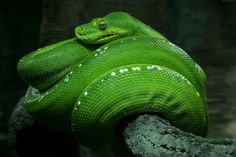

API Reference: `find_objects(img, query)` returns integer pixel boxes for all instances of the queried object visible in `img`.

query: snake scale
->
[17,11,208,148]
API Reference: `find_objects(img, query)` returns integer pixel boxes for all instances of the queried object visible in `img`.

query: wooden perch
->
[122,114,236,157]
[9,101,236,157]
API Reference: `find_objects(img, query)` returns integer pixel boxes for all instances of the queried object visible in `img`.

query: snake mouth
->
[77,32,128,44]
[95,33,120,40]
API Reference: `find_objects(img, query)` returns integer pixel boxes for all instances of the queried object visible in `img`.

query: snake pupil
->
[98,20,107,30]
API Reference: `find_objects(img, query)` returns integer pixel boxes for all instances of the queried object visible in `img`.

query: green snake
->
[17,11,208,148]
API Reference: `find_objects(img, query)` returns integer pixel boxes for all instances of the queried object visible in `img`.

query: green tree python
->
[17,11,208,149]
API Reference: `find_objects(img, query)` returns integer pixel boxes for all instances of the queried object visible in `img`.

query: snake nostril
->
[75,27,84,36]
[76,31,84,36]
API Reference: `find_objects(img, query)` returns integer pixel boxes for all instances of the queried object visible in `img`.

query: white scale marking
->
[104,46,108,50]
[132,67,141,71]
[119,69,125,73]
[64,76,69,82]
[146,65,162,70]
[84,91,88,96]
[39,95,45,102]
[168,42,176,47]
[94,53,98,57]
[79,64,82,67]
[196,92,200,96]
[96,48,101,52]
[111,72,116,76]
[77,101,81,105]
[156,66,162,70]
[119,68,128,73]
[147,66,154,70]
[181,76,186,80]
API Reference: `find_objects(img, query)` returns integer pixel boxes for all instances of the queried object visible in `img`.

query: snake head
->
[75,12,135,44]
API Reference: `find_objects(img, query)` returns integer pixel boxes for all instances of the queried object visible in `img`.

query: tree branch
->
[123,114,236,157]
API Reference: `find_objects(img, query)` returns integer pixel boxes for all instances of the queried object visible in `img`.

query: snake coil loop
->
[17,11,208,149]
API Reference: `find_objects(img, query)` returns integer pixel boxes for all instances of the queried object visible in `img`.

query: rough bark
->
[9,102,236,157]
[124,115,236,157]
[8,98,79,157]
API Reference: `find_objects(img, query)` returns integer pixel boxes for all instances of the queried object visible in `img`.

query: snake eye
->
[98,20,107,30]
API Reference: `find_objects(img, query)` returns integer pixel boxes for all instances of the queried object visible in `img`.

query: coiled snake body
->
[17,11,208,148]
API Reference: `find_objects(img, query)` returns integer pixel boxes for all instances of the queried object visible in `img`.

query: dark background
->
[0,0,236,156]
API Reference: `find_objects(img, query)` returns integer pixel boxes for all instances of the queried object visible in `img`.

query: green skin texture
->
[17,11,208,148]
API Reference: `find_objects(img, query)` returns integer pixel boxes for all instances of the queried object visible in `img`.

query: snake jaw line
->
[86,32,128,44]
[76,25,129,44]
